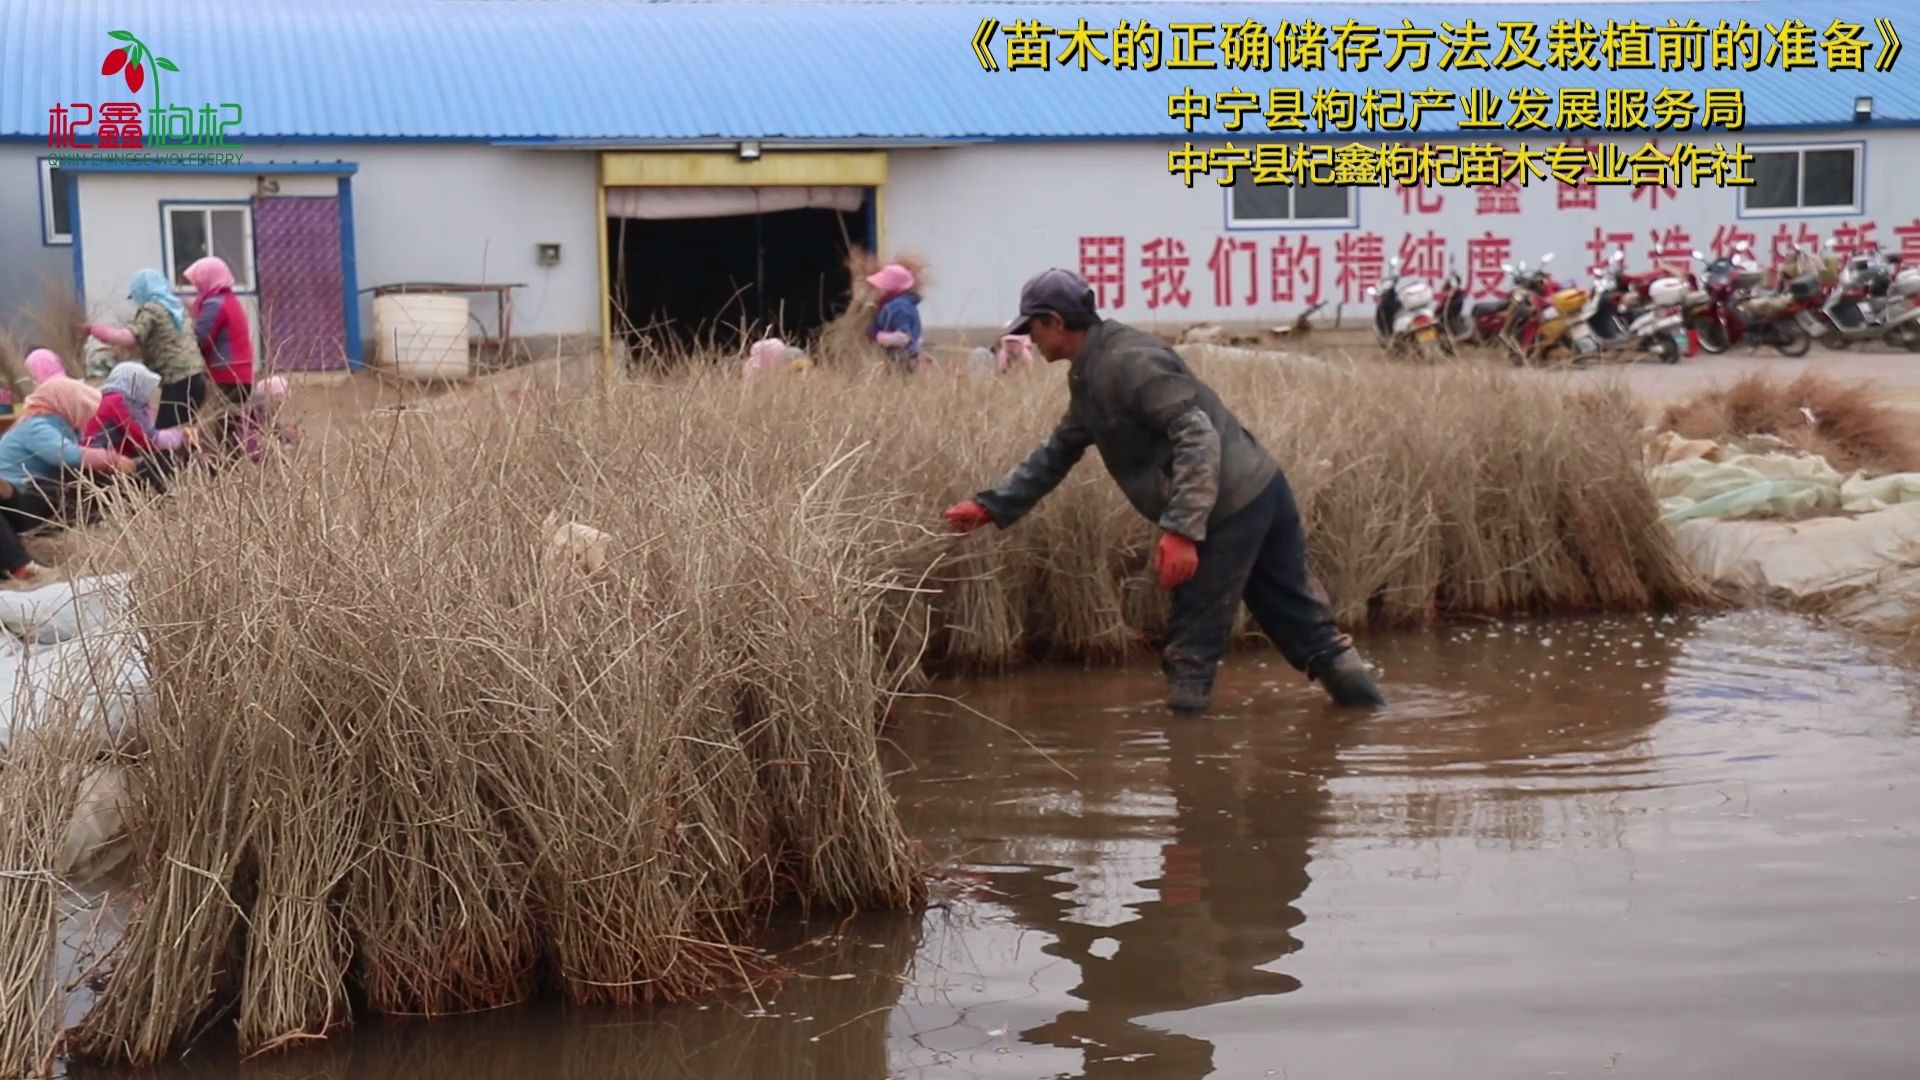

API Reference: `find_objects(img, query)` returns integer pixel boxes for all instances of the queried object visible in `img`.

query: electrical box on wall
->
[536,242,561,266]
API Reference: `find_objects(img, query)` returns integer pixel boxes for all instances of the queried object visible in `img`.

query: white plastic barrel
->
[373,294,472,380]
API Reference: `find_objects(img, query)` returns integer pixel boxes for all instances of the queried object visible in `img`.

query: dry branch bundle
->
[4,351,1706,1070]
[1662,371,1920,476]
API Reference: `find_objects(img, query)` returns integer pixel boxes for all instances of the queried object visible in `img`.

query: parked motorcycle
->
[1811,239,1920,350]
[1493,253,1566,366]
[1367,256,1444,361]
[1437,259,1515,355]
[1701,243,1813,357]
[1580,248,1689,363]
[1505,254,1601,366]
[1686,244,1809,356]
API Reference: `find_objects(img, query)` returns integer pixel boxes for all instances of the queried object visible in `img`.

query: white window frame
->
[1225,182,1358,230]
[1738,142,1864,219]
[39,159,72,246]
[162,203,257,293]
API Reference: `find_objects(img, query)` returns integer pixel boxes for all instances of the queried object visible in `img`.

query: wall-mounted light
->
[256,177,281,195]
[738,140,762,161]
[1855,95,1874,122]
[536,242,561,266]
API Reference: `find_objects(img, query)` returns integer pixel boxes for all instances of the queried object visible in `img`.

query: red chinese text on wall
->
[1075,220,1920,312]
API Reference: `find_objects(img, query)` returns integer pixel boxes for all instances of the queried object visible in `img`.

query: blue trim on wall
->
[157,199,261,295]
[8,122,1920,147]
[338,176,363,371]
[67,173,84,307]
[55,161,358,176]
[862,188,877,251]
[36,157,73,247]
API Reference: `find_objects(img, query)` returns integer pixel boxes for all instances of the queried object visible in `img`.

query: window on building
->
[1228,180,1356,228]
[1741,144,1862,215]
[39,159,73,245]
[164,205,255,292]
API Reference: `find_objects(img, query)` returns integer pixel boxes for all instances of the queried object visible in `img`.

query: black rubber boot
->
[1166,679,1212,715]
[1310,648,1387,708]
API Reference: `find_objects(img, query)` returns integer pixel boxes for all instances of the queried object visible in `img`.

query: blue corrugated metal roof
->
[2,0,1915,141]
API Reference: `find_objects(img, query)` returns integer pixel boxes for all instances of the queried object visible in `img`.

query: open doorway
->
[608,185,870,362]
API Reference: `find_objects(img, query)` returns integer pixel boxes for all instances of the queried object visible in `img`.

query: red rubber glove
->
[1153,532,1199,590]
[944,499,994,535]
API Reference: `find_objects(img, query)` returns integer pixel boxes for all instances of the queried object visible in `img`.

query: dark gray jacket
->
[974,319,1279,543]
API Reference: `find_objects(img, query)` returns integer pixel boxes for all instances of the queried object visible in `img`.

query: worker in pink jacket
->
[185,256,254,405]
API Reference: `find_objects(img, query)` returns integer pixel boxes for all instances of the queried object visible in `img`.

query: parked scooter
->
[1503,253,1599,365]
[1811,239,1920,350]
[1688,244,1781,354]
[1580,248,1689,363]
[1437,259,1515,355]
[1493,253,1565,365]
[1689,242,1812,356]
[1368,256,1444,361]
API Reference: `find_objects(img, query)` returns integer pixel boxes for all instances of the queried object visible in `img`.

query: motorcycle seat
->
[1470,299,1507,318]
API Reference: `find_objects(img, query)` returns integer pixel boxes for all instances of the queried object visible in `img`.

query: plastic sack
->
[1840,472,1920,512]
[0,636,150,752]
[57,764,138,887]
[0,574,149,752]
[1669,503,1920,633]
[1661,478,1840,523]
[541,512,611,578]
[0,575,133,647]
[1652,451,1920,523]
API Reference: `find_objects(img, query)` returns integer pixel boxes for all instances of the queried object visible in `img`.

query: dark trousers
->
[0,483,61,574]
[157,373,208,429]
[131,451,178,493]
[1162,473,1349,690]
[212,379,252,449]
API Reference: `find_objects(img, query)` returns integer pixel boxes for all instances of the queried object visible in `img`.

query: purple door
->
[252,195,347,371]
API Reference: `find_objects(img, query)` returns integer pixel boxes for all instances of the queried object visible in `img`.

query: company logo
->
[46,30,243,166]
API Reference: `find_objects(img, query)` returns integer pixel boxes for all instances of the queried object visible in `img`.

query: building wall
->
[0,149,81,332]
[885,132,1917,336]
[75,169,338,345]
[332,144,598,343]
[9,132,1911,350]
[1,142,600,343]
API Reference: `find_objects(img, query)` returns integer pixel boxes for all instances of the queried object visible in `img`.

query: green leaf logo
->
[155,56,179,72]
[108,29,134,41]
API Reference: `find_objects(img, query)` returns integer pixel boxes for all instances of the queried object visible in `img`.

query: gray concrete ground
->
[1565,345,1920,409]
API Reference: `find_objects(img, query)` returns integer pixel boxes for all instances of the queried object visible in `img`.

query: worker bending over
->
[943,268,1386,714]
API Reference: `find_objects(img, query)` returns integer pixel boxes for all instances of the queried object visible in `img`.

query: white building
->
[1,0,1911,370]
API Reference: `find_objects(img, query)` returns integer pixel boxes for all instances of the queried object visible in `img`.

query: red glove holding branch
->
[944,499,995,535]
[1153,532,1199,590]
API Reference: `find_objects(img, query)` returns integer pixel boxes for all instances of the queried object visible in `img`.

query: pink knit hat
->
[743,337,787,380]
[257,376,289,402]
[25,349,63,384]
[865,263,914,295]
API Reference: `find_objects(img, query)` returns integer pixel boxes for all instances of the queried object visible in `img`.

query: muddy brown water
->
[76,611,1920,1079]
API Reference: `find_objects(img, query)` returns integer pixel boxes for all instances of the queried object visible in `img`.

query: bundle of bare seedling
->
[2,351,1710,1072]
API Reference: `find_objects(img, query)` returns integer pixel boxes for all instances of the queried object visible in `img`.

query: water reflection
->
[70,915,923,1080]
[884,611,1913,1079]
[995,716,1348,1078]
[69,612,1920,1080]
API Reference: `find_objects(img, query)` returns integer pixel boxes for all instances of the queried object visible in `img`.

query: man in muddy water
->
[942,268,1386,714]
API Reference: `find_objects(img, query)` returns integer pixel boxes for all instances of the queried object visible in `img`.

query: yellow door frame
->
[597,149,889,389]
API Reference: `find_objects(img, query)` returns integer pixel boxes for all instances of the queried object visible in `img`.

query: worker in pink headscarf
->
[866,263,926,376]
[235,376,297,463]
[742,337,788,381]
[24,349,65,385]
